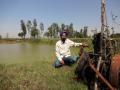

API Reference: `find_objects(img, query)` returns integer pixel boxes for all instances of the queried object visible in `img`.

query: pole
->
[94,0,107,89]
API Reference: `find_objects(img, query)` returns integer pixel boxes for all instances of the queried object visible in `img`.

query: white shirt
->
[55,39,82,61]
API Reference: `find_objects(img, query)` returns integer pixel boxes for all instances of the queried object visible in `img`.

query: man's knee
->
[72,56,80,62]
[54,59,62,68]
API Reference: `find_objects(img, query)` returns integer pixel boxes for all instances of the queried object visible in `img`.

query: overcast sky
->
[0,0,120,38]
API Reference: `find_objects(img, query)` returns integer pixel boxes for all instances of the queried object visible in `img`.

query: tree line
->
[18,19,44,39]
[45,23,88,38]
[18,19,89,39]
[111,33,120,38]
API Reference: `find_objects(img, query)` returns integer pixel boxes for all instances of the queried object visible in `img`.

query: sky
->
[0,0,120,38]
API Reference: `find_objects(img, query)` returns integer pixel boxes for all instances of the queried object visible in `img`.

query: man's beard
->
[61,38,66,43]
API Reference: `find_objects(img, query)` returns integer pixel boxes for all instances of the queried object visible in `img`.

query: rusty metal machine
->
[75,0,120,90]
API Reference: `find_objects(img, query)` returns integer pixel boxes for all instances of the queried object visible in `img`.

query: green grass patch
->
[0,60,87,90]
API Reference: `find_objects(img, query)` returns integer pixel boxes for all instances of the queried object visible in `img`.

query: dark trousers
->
[54,56,79,68]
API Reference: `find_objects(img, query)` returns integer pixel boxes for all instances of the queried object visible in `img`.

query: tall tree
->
[33,19,37,28]
[48,26,52,38]
[20,20,27,39]
[68,23,74,37]
[80,29,83,34]
[83,26,88,37]
[31,19,39,38]
[61,23,65,31]
[31,27,39,38]
[79,29,84,38]
[52,23,59,38]
[48,23,59,38]
[26,20,32,38]
[39,22,44,37]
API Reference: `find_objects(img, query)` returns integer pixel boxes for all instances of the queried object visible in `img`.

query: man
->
[54,31,85,68]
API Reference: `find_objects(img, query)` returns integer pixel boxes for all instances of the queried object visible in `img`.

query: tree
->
[111,33,120,38]
[33,19,37,28]
[60,23,74,38]
[79,29,84,38]
[44,31,50,38]
[83,26,88,37]
[48,26,53,38]
[18,32,24,39]
[65,25,69,30]
[31,19,39,39]
[39,22,44,37]
[31,27,39,38]
[73,30,84,38]
[52,23,59,38]
[74,30,77,38]
[80,29,83,34]
[48,23,59,38]
[26,20,32,38]
[61,23,65,31]
[69,23,74,37]
[20,20,27,39]
[40,22,44,32]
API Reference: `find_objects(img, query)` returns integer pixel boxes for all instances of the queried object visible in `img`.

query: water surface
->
[0,43,55,64]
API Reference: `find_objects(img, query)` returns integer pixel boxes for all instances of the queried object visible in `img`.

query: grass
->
[0,60,87,90]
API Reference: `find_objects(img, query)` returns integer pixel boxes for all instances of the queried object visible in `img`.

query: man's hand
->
[60,60,65,65]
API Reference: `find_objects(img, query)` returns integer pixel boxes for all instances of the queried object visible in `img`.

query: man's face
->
[61,33,67,43]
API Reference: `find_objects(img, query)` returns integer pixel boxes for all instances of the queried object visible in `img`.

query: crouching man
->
[54,31,85,68]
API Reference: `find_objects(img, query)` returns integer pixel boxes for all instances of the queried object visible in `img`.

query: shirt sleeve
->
[68,39,82,47]
[55,43,62,61]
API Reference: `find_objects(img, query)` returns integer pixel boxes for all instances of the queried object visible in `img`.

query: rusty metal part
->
[110,54,120,88]
[89,62,115,90]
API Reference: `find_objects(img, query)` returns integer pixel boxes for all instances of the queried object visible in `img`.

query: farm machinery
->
[75,0,120,90]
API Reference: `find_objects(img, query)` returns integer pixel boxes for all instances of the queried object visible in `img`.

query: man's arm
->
[68,39,82,46]
[55,43,64,64]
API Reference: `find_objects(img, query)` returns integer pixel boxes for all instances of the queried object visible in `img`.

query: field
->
[0,39,91,90]
[0,38,119,90]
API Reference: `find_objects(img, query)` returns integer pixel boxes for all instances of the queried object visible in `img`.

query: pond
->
[0,43,55,64]
[0,42,80,64]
